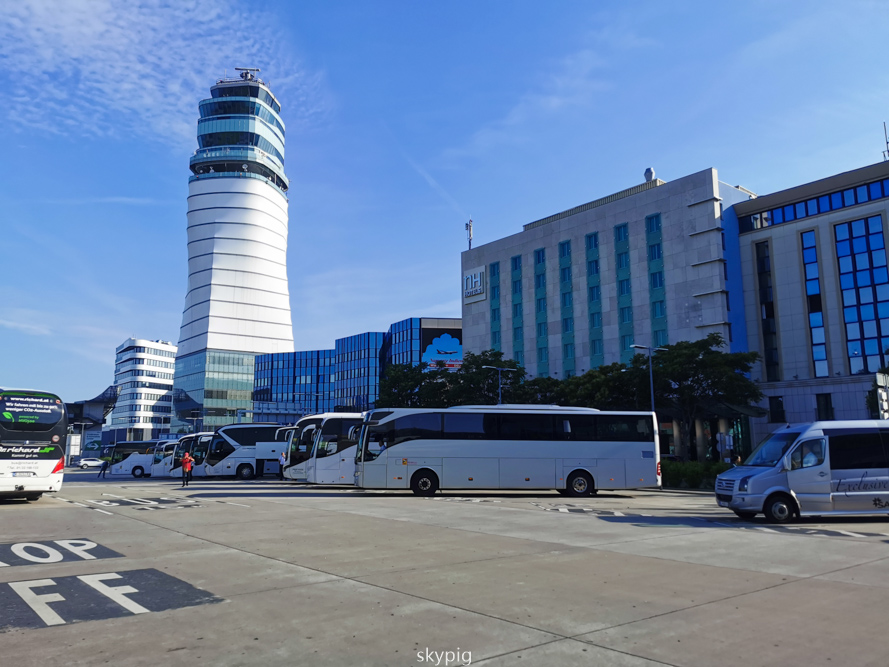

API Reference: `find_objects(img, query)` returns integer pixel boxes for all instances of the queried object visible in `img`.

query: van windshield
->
[744,430,802,467]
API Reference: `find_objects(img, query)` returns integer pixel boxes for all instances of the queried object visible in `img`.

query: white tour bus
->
[150,433,211,478]
[109,440,167,478]
[204,423,288,479]
[282,414,324,481]
[305,413,364,484]
[0,389,67,501]
[716,420,889,523]
[354,405,661,496]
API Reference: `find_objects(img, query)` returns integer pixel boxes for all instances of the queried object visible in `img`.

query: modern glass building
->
[105,338,177,442]
[172,69,295,433]
[252,318,463,417]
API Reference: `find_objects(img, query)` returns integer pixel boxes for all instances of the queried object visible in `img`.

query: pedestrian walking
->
[98,459,109,478]
[181,452,194,487]
[278,449,287,480]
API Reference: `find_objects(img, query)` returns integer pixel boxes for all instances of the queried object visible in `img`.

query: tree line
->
[378,333,763,458]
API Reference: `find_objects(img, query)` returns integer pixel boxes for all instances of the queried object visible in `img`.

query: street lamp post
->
[631,344,666,414]
[482,366,519,405]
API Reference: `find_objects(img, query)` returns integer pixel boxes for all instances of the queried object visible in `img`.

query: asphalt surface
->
[2,469,889,666]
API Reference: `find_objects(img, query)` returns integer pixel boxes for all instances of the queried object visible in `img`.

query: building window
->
[534,248,546,265]
[562,317,574,333]
[515,350,524,365]
[653,329,668,347]
[616,251,629,269]
[491,308,500,322]
[491,285,500,299]
[648,243,662,261]
[646,214,661,233]
[513,303,523,318]
[586,233,599,250]
[560,267,571,283]
[537,346,548,363]
[512,279,522,295]
[652,300,666,318]
[536,297,547,313]
[588,259,600,276]
[615,223,628,242]
[561,292,573,308]
[621,334,634,351]
[768,396,786,423]
[591,338,603,355]
[590,311,602,328]
[816,393,834,420]
[491,330,501,347]
[620,306,633,324]
[537,322,548,337]
[800,230,827,378]
[535,274,546,289]
[650,271,664,289]
[514,326,523,341]
[619,278,631,295]
[489,262,500,280]
[511,255,522,271]
[756,241,780,382]
[559,241,571,258]
[588,285,600,302]
[564,342,575,359]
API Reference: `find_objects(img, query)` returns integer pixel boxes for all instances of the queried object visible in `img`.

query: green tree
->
[377,362,452,407]
[446,350,526,406]
[654,333,762,459]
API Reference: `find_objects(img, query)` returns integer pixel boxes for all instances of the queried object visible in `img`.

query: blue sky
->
[1,0,888,403]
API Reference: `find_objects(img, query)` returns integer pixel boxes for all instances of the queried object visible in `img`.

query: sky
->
[1,0,888,403]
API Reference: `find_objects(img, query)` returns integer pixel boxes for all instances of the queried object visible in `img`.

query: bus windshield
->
[744,429,802,467]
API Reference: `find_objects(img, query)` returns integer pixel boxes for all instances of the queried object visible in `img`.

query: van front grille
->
[715,478,734,493]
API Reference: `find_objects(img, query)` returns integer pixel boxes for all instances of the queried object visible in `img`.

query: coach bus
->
[204,423,288,479]
[149,438,186,477]
[109,440,160,478]
[354,405,660,496]
[282,415,324,481]
[0,388,67,501]
[305,413,364,484]
[170,432,214,479]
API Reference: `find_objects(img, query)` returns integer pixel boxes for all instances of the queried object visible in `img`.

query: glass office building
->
[172,69,295,433]
[254,349,336,416]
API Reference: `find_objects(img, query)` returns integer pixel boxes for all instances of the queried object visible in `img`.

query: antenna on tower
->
[883,120,889,161]
[465,218,473,250]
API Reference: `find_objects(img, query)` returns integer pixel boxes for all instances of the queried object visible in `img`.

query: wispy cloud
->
[0,309,53,336]
[401,150,467,219]
[0,0,330,147]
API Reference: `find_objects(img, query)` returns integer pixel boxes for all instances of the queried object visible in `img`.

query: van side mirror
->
[781,456,791,472]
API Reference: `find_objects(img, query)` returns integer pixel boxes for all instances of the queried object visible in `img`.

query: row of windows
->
[199,99,285,134]
[118,381,172,391]
[197,131,284,165]
[115,357,176,371]
[740,176,889,233]
[801,230,828,378]
[113,404,172,414]
[114,370,174,380]
[115,346,176,361]
[118,393,172,403]
[368,412,654,445]
[210,84,281,114]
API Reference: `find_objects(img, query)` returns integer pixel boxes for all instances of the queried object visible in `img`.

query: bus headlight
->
[738,476,752,493]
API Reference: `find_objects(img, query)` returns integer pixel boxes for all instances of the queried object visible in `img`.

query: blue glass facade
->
[336,331,385,411]
[254,349,335,414]
[173,350,256,432]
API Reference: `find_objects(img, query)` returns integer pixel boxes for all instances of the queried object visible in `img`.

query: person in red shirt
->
[181,452,194,487]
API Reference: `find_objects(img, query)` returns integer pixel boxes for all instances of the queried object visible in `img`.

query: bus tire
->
[763,493,796,524]
[566,470,594,497]
[25,494,42,501]
[132,466,144,478]
[237,464,255,481]
[410,469,439,496]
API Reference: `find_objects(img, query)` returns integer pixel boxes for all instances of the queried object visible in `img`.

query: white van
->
[715,420,889,523]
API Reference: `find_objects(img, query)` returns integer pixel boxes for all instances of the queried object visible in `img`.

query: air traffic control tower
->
[172,68,295,432]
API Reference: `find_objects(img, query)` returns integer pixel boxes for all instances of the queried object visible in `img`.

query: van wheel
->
[132,466,144,478]
[566,471,594,497]
[410,470,439,496]
[236,464,255,480]
[733,511,757,520]
[763,494,796,524]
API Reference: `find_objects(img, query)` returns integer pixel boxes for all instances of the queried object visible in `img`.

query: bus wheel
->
[566,471,594,497]
[410,470,439,496]
[25,494,42,501]
[763,494,796,524]
[237,464,255,481]
[132,466,144,478]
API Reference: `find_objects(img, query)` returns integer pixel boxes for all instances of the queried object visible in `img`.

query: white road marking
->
[77,573,150,615]
[92,509,114,516]
[8,580,67,626]
[225,502,251,508]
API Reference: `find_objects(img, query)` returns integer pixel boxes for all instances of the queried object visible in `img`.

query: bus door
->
[312,420,362,484]
[191,435,211,477]
[359,422,393,488]
[152,443,175,477]
[287,426,317,482]
[171,437,194,479]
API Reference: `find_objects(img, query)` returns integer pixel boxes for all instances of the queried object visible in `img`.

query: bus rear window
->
[0,444,64,460]
[0,393,65,432]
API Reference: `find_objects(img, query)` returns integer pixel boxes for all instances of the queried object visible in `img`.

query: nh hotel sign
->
[463,266,486,304]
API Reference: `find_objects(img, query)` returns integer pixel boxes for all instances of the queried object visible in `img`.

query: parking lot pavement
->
[2,478,889,666]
